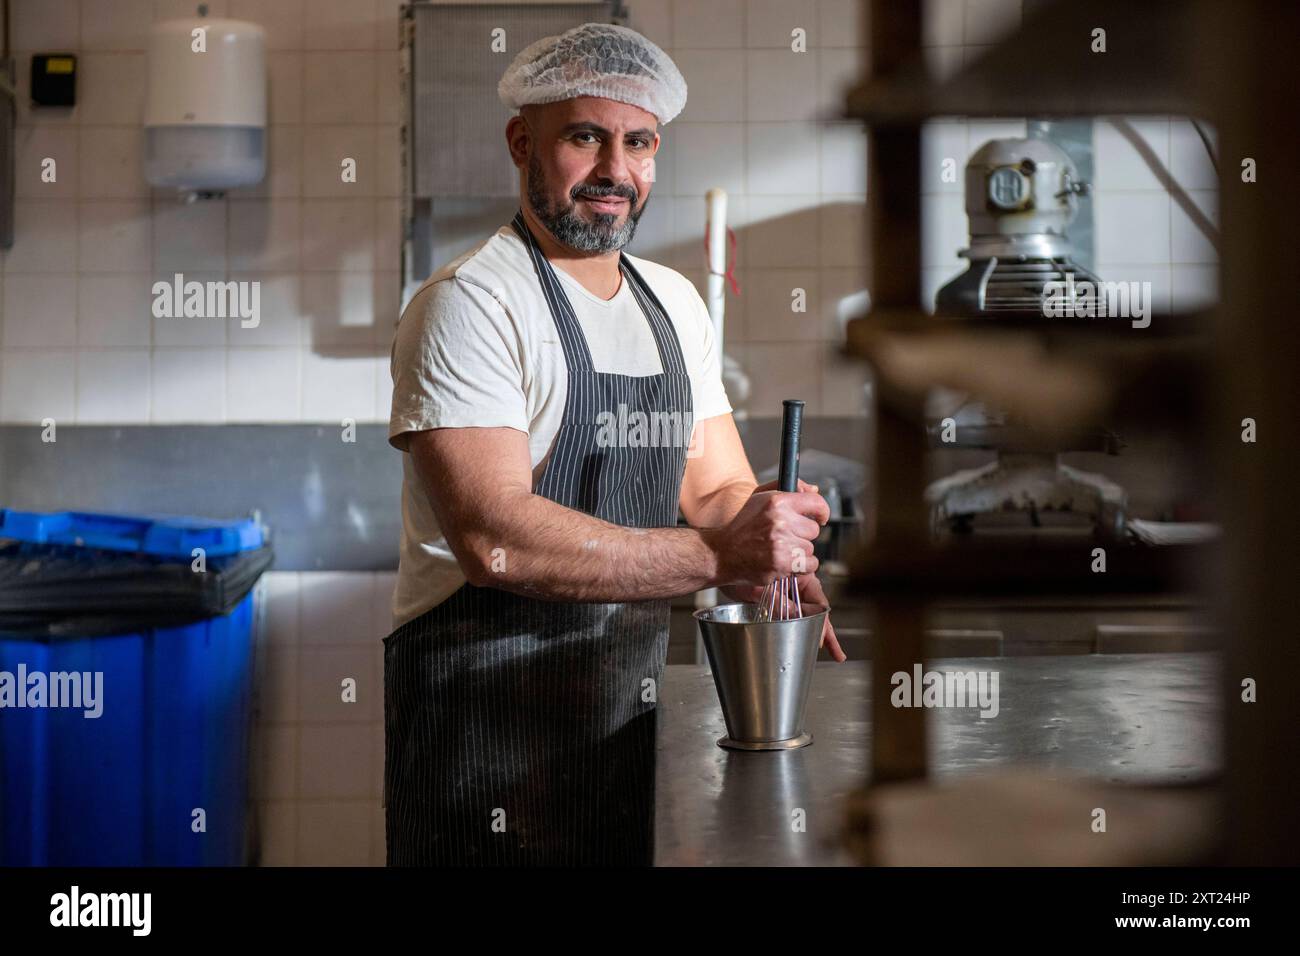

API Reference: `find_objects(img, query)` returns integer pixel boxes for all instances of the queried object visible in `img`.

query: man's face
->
[520,97,660,254]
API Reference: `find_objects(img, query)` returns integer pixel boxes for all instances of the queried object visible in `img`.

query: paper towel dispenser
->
[143,17,267,193]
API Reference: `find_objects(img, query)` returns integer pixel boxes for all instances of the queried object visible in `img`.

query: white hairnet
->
[498,23,687,126]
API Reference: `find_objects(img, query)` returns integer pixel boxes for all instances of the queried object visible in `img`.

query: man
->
[385,22,843,867]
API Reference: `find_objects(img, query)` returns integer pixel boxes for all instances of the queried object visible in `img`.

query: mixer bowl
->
[693,602,828,751]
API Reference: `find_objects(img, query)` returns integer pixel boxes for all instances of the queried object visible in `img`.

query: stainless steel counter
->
[653,654,1220,866]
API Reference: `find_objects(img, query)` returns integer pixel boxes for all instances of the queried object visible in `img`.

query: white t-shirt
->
[387,223,732,630]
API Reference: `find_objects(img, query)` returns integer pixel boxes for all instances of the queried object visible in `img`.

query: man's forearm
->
[688,477,757,529]
[451,491,723,602]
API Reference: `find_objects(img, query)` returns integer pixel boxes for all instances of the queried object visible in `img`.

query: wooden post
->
[865,0,928,784]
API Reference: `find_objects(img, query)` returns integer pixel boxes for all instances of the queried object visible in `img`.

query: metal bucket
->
[693,602,828,751]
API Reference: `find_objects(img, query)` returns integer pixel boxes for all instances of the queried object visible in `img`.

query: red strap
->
[702,227,741,296]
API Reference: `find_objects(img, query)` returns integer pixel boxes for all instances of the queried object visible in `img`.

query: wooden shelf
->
[843,316,1209,431]
[849,536,1217,599]
[847,308,1215,339]
[843,0,1207,124]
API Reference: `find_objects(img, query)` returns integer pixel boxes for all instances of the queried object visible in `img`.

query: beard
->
[526,150,647,253]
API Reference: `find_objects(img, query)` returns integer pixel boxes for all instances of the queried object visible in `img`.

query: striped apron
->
[383,210,694,866]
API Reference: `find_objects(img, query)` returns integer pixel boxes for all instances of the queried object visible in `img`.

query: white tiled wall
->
[250,570,391,867]
[0,0,404,425]
[653,0,872,416]
[0,0,1225,427]
[0,0,872,424]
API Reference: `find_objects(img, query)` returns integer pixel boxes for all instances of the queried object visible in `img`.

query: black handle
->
[777,399,805,493]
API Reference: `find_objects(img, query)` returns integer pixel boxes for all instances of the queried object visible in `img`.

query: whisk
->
[757,399,805,621]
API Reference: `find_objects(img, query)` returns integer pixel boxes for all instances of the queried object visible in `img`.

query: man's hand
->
[704,480,828,588]
[722,571,845,661]
[795,571,845,662]
[713,479,846,662]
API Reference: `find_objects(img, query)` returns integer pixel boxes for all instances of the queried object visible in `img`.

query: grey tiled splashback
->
[0,417,869,569]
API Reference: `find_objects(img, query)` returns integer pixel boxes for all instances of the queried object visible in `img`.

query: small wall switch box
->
[31,54,77,107]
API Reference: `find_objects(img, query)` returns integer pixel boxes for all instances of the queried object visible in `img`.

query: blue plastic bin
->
[0,509,270,866]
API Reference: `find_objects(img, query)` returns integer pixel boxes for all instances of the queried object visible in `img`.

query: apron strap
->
[510,211,596,371]
[618,253,690,378]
